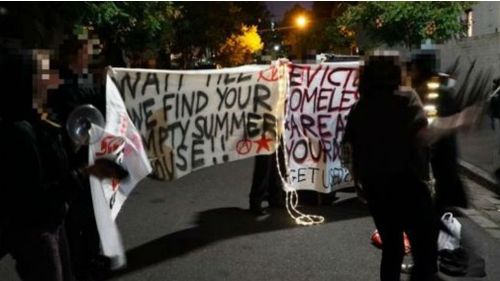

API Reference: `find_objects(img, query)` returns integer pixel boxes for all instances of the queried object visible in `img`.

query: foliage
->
[83,2,177,65]
[0,2,177,66]
[1,2,272,68]
[337,2,472,49]
[310,2,356,54]
[171,2,270,68]
[217,25,263,67]
[0,3,90,48]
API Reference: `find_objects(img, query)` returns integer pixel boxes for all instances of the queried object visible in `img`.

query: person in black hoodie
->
[0,44,124,281]
[343,54,438,281]
[0,48,77,281]
[410,51,468,214]
[51,30,111,281]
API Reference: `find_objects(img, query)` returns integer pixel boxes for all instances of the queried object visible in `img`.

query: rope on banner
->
[274,143,324,226]
[272,61,325,226]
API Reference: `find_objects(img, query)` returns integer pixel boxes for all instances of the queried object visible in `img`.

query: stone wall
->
[471,2,500,37]
[438,33,500,98]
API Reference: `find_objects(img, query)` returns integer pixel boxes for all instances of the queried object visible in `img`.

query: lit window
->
[466,9,473,37]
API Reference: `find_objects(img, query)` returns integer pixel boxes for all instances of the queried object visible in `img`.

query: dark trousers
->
[66,185,101,279]
[364,174,438,281]
[2,223,74,281]
[250,146,285,207]
[431,134,467,213]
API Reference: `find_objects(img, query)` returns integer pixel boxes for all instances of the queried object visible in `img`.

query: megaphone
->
[66,104,105,146]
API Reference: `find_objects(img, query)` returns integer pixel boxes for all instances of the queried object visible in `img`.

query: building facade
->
[439,2,500,90]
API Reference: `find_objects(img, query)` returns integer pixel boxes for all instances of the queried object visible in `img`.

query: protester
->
[249,143,286,216]
[0,48,76,281]
[0,44,125,281]
[488,77,500,180]
[52,28,111,281]
[410,50,468,213]
[410,51,467,276]
[342,53,438,281]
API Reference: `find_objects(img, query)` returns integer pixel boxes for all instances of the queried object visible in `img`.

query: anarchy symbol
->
[236,139,253,155]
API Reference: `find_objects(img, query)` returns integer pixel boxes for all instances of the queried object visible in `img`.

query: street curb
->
[456,159,500,241]
[458,159,499,195]
[454,207,500,241]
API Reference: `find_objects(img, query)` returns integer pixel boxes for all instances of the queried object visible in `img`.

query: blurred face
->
[32,50,62,117]
[410,56,435,87]
[69,42,90,75]
[68,37,103,86]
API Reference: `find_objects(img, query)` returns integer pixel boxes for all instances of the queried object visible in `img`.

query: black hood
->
[0,49,35,122]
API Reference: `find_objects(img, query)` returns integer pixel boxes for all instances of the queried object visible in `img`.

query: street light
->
[260,15,310,32]
[258,15,310,62]
[295,15,308,29]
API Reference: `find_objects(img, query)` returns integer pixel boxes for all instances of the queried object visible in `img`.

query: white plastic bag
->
[438,212,462,251]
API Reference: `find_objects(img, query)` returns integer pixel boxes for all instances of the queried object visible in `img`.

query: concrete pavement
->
[1,158,500,280]
[457,116,500,193]
[108,159,381,281]
[457,115,500,235]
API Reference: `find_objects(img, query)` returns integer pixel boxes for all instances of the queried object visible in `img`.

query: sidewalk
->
[457,115,500,238]
[457,116,500,193]
[459,177,500,240]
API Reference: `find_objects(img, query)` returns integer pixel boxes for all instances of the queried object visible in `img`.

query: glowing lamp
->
[427,82,440,90]
[427,92,439,99]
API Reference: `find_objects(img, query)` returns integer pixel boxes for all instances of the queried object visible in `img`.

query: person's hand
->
[84,158,129,180]
[420,104,485,146]
[457,104,484,131]
[431,104,484,131]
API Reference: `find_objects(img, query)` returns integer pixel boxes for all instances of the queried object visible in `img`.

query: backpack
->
[439,247,468,276]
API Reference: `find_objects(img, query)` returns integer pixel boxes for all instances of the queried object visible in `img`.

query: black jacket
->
[343,88,428,182]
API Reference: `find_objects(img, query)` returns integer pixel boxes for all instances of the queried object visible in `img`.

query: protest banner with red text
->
[283,62,360,193]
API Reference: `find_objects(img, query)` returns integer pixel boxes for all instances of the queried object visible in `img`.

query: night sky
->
[265,1,313,20]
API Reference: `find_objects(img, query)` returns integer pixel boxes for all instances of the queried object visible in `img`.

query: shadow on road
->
[108,195,369,279]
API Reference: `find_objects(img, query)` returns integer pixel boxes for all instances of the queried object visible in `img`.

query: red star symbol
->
[254,135,273,153]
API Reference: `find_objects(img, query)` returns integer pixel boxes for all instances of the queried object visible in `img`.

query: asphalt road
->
[1,158,500,281]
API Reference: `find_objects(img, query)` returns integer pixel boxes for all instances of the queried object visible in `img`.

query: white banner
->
[87,61,360,267]
[107,64,285,181]
[284,62,360,193]
[88,74,152,268]
[100,62,359,196]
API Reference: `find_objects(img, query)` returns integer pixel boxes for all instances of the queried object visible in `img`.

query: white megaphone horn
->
[66,104,105,146]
